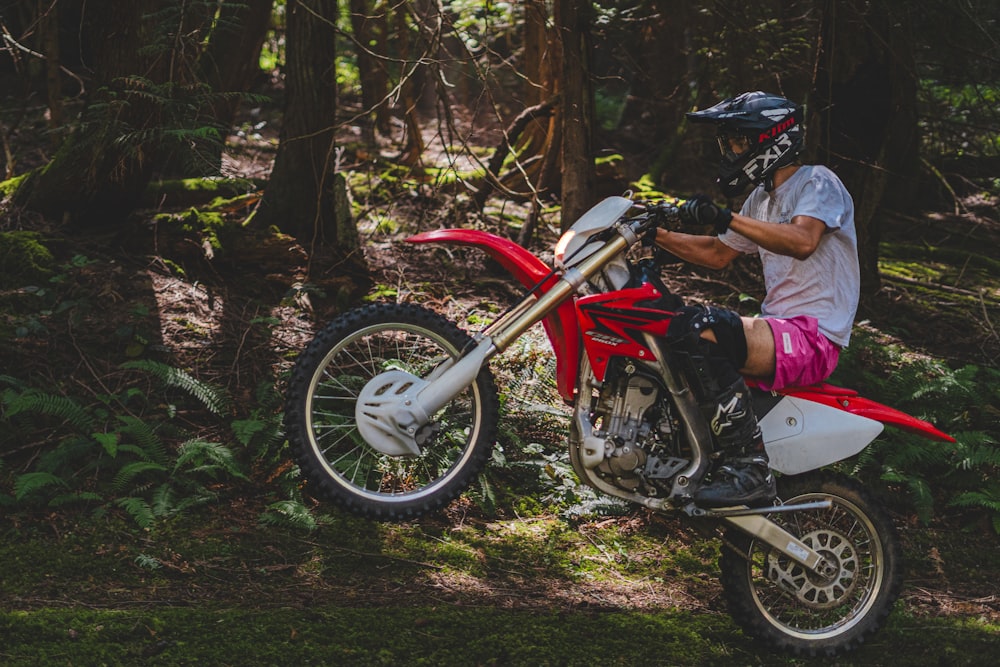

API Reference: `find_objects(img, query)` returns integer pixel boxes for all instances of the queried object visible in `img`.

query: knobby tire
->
[284,303,500,521]
[718,471,903,656]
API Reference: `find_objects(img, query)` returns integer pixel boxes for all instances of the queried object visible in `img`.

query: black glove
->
[679,195,733,234]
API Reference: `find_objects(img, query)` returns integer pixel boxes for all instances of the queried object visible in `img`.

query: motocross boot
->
[693,378,777,508]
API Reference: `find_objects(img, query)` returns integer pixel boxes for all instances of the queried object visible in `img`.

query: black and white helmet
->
[687,91,804,197]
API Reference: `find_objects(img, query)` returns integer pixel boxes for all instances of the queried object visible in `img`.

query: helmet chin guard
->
[687,91,804,197]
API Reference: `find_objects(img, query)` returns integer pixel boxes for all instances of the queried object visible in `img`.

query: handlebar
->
[621,200,683,242]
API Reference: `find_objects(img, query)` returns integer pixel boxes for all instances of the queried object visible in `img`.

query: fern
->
[951,486,1000,514]
[14,472,68,500]
[48,491,103,507]
[116,497,155,529]
[947,431,1000,469]
[92,432,120,457]
[112,461,168,493]
[134,553,163,571]
[121,360,231,415]
[0,375,25,389]
[563,495,631,520]
[174,439,246,480]
[473,472,497,515]
[259,500,318,532]
[150,483,176,517]
[831,328,1000,529]
[3,389,95,432]
[116,415,168,465]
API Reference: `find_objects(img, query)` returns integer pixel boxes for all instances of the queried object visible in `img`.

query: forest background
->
[0,1,999,664]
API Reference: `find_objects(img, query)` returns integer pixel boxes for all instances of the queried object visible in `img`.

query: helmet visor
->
[716,132,751,164]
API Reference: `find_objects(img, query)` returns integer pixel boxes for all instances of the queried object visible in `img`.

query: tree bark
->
[39,0,62,134]
[349,0,391,143]
[556,0,596,231]
[393,6,425,167]
[808,0,918,300]
[12,0,171,226]
[255,0,364,279]
[199,0,275,128]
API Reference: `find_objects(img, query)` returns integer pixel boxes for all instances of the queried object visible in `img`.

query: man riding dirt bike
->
[282,92,954,656]
[655,91,859,509]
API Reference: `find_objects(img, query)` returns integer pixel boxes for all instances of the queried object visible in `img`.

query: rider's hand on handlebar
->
[679,195,733,234]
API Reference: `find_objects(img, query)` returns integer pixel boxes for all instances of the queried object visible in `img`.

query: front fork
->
[357,224,637,459]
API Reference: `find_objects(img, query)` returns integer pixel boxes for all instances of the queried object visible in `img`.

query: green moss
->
[880,241,1000,292]
[0,231,55,288]
[156,207,233,254]
[2,603,996,665]
[0,505,998,665]
[146,177,257,196]
[0,171,32,199]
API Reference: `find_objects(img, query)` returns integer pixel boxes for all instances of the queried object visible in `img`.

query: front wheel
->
[718,472,903,656]
[284,303,500,521]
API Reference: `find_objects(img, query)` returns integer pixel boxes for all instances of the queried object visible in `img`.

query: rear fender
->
[781,382,955,443]
[407,230,580,402]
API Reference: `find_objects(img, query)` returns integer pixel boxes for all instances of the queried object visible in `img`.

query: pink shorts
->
[755,315,840,391]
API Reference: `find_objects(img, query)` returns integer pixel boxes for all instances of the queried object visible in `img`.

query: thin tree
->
[556,0,596,230]
[349,0,391,145]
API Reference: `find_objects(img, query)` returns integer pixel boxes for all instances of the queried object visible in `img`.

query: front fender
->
[407,230,580,402]
[409,229,552,287]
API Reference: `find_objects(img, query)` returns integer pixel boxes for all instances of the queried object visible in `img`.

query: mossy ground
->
[1,502,997,666]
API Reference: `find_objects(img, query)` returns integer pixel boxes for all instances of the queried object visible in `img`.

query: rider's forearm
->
[727,213,824,260]
[654,228,732,269]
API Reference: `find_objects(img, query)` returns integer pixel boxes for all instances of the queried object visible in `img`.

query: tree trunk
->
[522,0,549,108]
[808,0,918,300]
[199,0,274,128]
[407,0,444,116]
[349,0,391,143]
[12,0,171,226]
[393,6,425,166]
[39,0,62,134]
[556,0,596,231]
[618,0,701,179]
[255,0,365,279]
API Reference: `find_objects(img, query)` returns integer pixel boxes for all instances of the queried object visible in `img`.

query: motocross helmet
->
[687,91,803,197]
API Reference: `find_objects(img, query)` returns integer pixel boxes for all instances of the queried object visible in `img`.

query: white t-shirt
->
[718,165,860,347]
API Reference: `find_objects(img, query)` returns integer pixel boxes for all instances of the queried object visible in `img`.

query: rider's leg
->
[667,305,776,508]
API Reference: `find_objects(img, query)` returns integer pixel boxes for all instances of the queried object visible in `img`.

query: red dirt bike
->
[284,195,954,656]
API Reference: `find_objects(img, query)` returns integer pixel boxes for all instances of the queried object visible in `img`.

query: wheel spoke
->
[747,492,884,634]
[300,316,485,497]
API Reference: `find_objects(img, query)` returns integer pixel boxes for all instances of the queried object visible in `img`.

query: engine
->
[588,361,690,497]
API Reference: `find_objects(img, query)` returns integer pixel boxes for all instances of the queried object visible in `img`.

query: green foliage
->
[82,76,227,177]
[483,330,629,520]
[0,360,246,529]
[0,231,55,288]
[121,359,232,416]
[259,499,319,532]
[831,327,1000,529]
[2,387,96,432]
[13,471,67,500]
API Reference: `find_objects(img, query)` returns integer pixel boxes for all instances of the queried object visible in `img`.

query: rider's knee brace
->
[666,305,748,401]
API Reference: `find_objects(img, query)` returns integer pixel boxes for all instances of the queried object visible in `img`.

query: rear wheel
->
[718,472,902,656]
[284,303,500,520]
